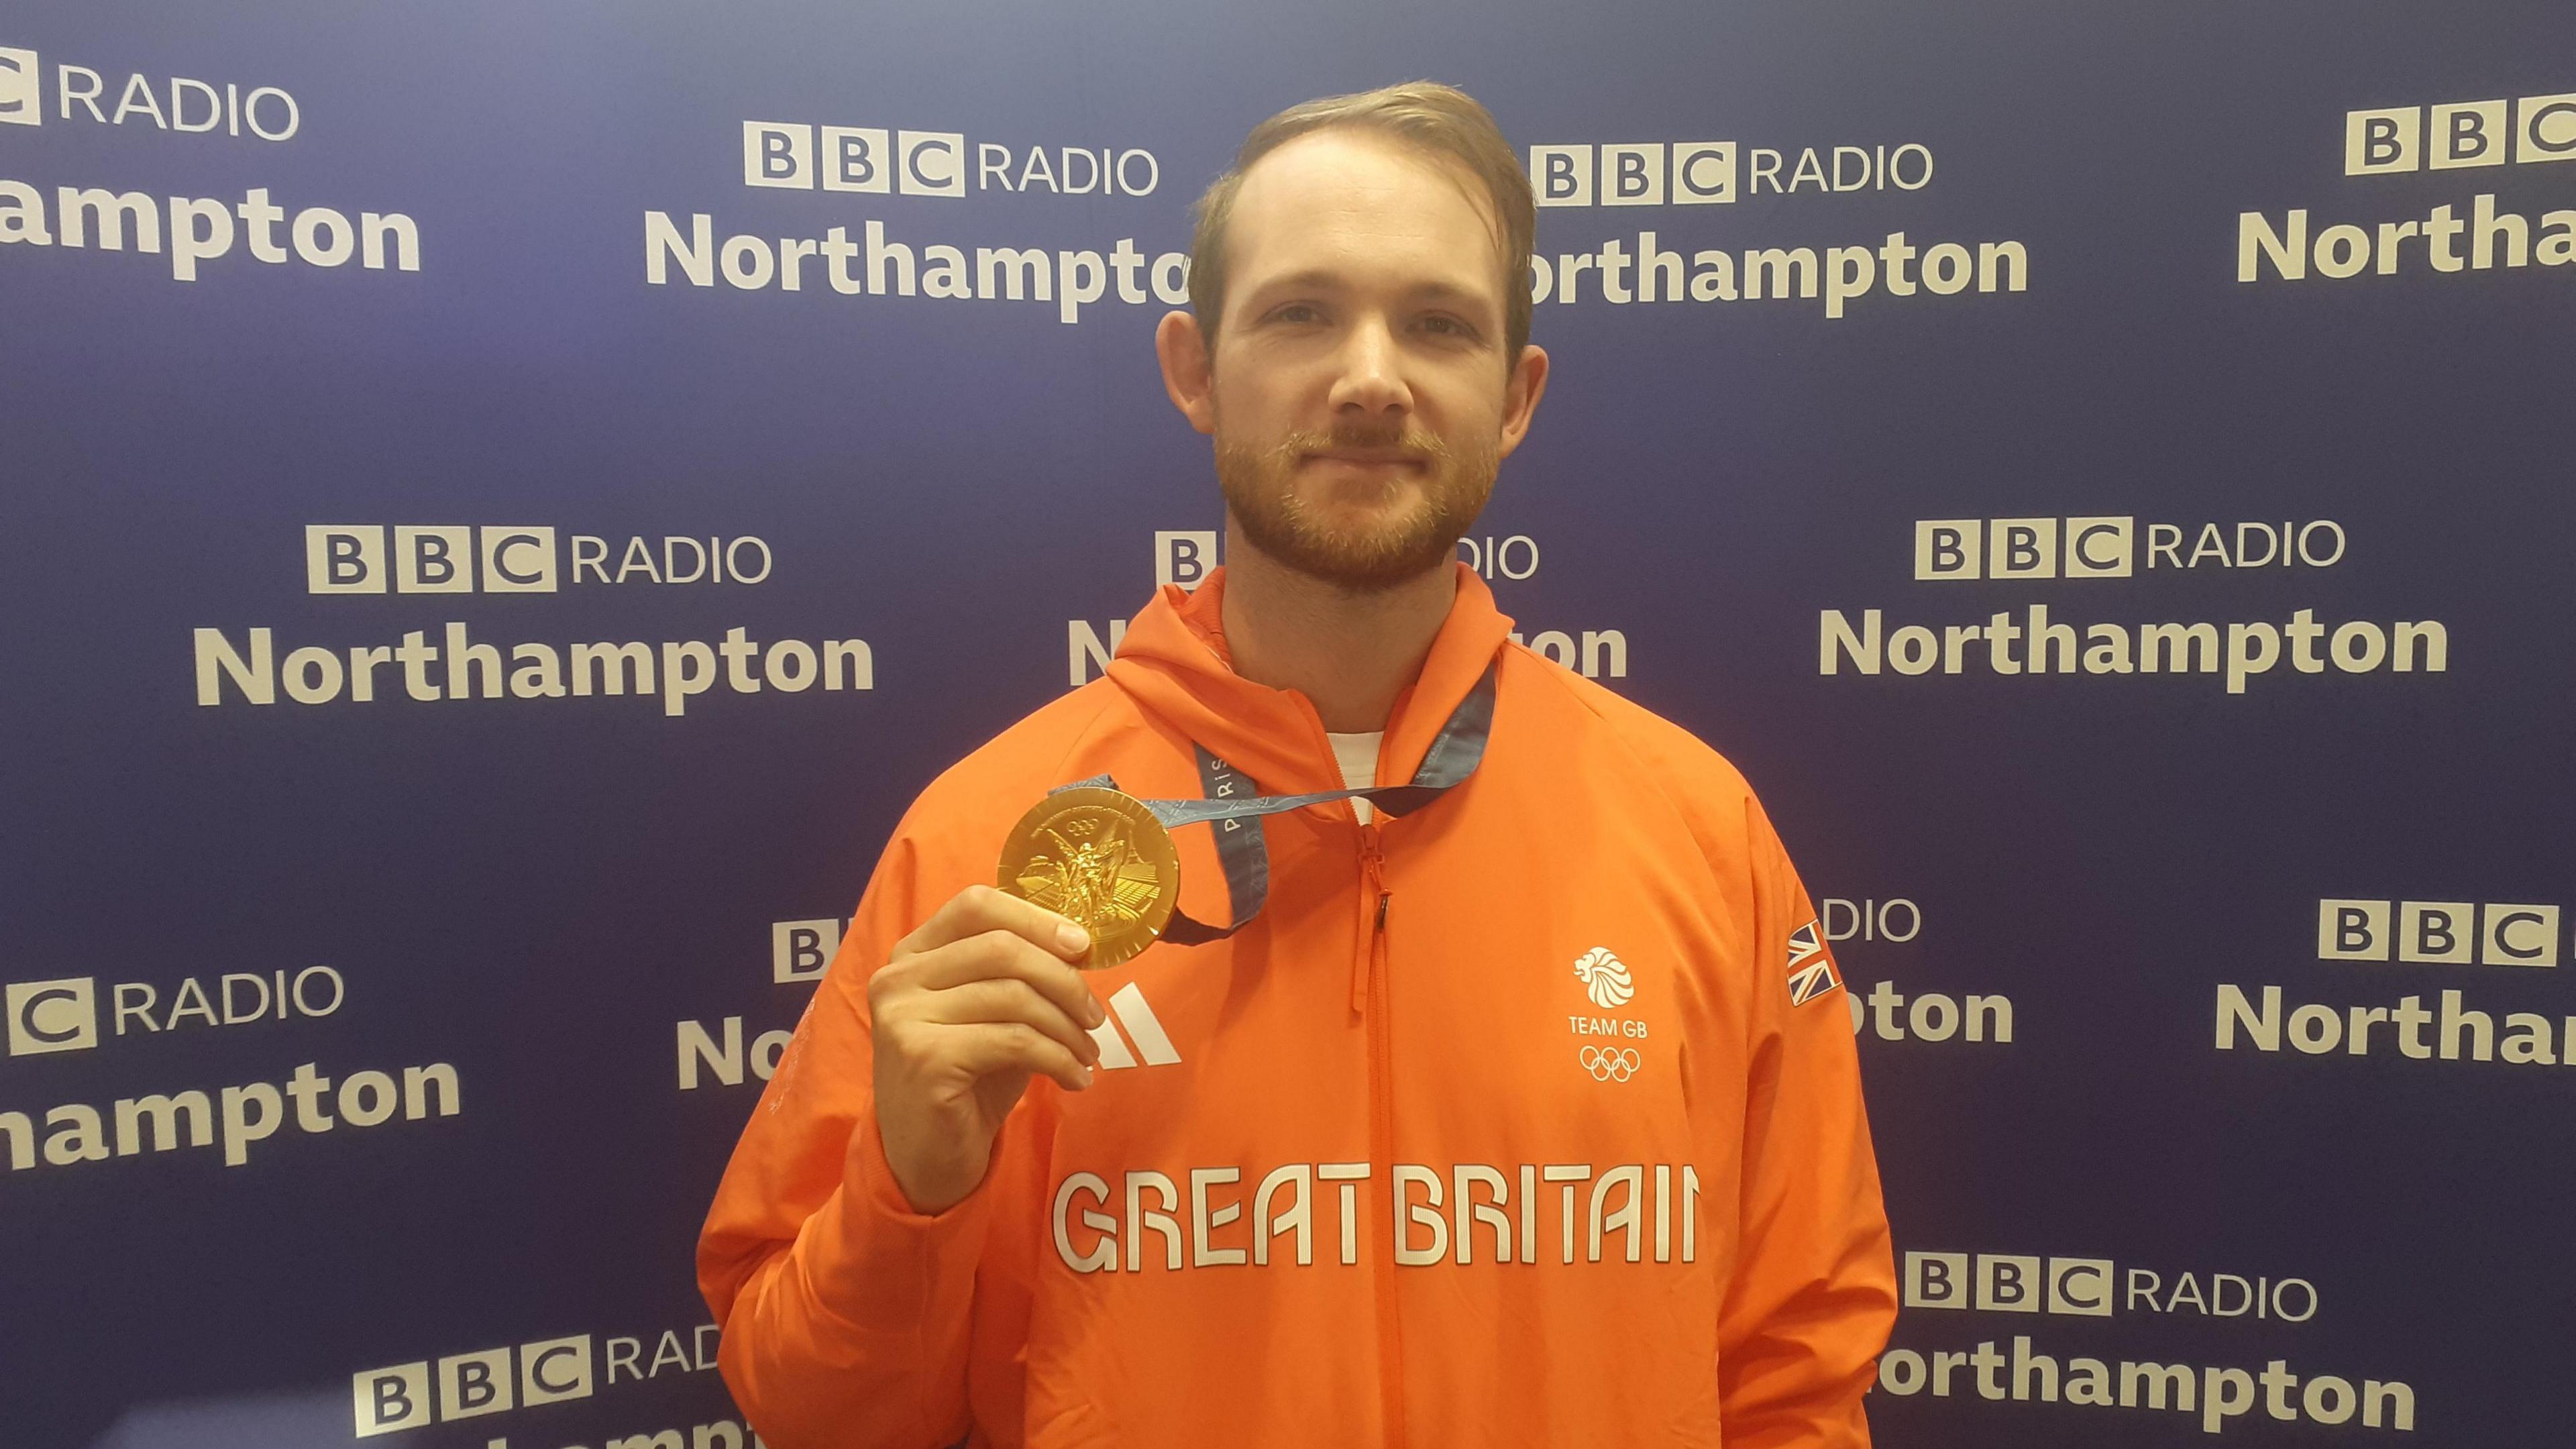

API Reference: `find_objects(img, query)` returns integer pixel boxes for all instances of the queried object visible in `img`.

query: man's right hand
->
[864,884,1104,1215]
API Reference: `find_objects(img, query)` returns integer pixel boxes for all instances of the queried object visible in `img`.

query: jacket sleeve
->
[1714,798,1898,1448]
[696,827,1020,1449]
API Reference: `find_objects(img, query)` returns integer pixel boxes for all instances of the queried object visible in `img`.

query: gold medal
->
[996,787,1180,970]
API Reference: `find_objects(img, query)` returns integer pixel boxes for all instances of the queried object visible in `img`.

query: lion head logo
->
[1572,947,1634,1010]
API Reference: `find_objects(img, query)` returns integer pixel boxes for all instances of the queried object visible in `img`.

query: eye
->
[1417,313,1477,339]
[1269,302,1324,325]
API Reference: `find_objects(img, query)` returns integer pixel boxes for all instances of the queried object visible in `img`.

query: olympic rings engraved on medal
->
[1580,1045,1642,1082]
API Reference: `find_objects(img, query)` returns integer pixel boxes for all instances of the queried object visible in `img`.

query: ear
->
[1155,310,1217,436]
[1495,343,1551,460]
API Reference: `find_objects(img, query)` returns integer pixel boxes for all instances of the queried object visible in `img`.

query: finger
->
[915,929,1106,1030]
[947,1020,1093,1094]
[897,883,1091,962]
[916,977,1104,1066]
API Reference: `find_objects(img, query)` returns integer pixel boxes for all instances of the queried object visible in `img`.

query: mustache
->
[1272,422,1456,466]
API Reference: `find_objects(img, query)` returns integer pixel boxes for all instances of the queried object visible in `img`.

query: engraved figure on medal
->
[1020,814,1159,934]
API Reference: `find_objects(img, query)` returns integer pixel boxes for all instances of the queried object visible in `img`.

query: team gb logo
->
[1572,947,1634,1009]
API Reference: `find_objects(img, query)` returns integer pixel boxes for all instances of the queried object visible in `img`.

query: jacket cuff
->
[805,1114,996,1334]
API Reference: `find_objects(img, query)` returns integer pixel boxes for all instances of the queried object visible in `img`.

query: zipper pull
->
[1358,888,1392,1018]
[1352,826,1385,1016]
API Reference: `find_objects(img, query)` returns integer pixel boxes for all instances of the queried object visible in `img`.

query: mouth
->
[1301,450,1426,472]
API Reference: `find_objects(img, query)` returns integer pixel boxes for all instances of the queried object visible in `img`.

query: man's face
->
[1172,129,1544,592]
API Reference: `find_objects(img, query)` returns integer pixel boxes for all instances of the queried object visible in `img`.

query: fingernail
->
[1058,922,1090,954]
[1086,995,1108,1027]
[1077,1065,1095,1089]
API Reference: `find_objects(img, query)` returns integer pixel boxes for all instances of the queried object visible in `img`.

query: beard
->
[1214,414,1501,593]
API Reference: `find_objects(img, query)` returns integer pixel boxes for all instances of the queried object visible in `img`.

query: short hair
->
[1187,80,1536,365]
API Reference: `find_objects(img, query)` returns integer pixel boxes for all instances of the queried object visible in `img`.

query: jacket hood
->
[1104,561,1515,796]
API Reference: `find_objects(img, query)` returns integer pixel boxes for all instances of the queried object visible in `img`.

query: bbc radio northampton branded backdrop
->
[3,0,2572,1445]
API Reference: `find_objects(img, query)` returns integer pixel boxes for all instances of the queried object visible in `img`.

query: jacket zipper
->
[1354,823,1386,1016]
[1357,821,1407,1449]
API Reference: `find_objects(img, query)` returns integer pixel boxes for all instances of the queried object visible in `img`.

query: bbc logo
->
[2345,94,2576,174]
[353,1335,592,1436]
[0,47,36,127]
[1529,143,1737,207]
[5,977,97,1056]
[743,121,963,197]
[307,525,557,594]
[1903,1252,2114,1317]
[773,918,845,984]
[1913,517,2134,580]
[2318,900,2561,967]
[1156,531,1217,590]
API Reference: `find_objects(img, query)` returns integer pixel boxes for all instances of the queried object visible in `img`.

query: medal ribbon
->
[1053,661,1497,945]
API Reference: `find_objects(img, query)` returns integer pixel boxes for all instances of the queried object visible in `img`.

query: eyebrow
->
[1248,269,1496,311]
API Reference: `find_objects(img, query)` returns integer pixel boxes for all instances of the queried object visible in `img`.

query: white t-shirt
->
[1326,731,1383,825]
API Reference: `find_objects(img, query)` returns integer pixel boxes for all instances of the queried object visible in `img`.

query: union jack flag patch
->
[1786,918,1841,1006]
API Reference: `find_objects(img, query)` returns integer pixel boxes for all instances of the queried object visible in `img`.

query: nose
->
[1326,313,1413,425]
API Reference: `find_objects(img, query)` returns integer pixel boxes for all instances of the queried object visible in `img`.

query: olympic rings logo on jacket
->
[1580,1045,1642,1082]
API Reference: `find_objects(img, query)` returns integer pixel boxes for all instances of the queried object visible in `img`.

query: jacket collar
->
[1105,562,1515,796]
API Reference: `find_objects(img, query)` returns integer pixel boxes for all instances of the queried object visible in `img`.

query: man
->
[699,82,1894,1448]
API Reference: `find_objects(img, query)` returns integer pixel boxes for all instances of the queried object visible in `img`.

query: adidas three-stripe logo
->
[1087,982,1181,1069]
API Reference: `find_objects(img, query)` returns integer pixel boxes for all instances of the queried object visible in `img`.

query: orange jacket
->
[699,566,1894,1448]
